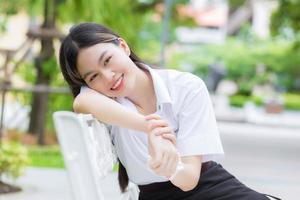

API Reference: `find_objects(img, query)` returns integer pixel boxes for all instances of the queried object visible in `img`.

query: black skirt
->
[138,162,279,200]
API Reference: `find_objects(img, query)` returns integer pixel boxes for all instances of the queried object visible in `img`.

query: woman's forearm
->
[73,89,149,133]
[170,156,202,191]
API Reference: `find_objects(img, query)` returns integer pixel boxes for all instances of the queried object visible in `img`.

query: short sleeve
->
[176,81,224,158]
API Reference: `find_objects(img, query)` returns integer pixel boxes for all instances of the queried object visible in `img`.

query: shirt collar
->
[140,64,172,108]
[116,63,172,110]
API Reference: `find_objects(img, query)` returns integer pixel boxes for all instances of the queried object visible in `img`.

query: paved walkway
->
[218,122,300,200]
[0,122,299,200]
[0,168,121,200]
[0,168,73,200]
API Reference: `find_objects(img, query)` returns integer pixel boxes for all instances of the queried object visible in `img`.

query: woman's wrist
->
[140,118,151,134]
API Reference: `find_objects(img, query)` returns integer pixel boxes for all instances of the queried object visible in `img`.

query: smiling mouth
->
[111,74,124,90]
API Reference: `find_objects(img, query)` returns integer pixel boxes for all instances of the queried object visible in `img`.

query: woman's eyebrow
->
[82,49,108,80]
[98,49,108,64]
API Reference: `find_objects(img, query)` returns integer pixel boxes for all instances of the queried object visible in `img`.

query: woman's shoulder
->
[156,68,206,91]
[155,68,209,116]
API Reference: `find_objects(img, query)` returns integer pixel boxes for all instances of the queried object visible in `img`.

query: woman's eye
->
[89,74,98,82]
[104,56,112,66]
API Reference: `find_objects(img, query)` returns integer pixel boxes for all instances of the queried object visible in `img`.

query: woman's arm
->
[170,156,202,191]
[73,88,149,133]
[145,114,202,191]
[74,89,180,165]
[74,88,179,171]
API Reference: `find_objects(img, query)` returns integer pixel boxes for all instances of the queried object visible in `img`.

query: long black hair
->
[59,22,144,192]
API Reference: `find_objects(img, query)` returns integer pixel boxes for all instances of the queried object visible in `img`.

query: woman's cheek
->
[89,84,105,95]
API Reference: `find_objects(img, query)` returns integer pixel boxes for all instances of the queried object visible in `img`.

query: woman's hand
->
[145,114,177,145]
[145,114,179,178]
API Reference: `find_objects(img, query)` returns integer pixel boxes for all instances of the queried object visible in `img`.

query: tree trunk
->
[28,57,51,144]
[28,0,56,145]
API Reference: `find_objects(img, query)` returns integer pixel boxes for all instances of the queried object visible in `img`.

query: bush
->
[229,93,300,111]
[229,95,263,108]
[167,38,300,94]
[229,95,249,107]
[0,141,29,181]
[283,93,300,110]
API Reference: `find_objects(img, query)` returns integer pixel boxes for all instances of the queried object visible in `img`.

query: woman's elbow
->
[73,93,87,113]
[181,183,197,192]
[181,176,200,192]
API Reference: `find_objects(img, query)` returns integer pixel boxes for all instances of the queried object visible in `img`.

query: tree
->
[271,0,300,48]
[27,0,58,145]
[0,0,146,144]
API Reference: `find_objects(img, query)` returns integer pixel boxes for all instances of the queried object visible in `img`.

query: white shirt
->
[107,64,224,185]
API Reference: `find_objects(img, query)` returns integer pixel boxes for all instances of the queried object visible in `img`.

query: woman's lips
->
[111,74,124,91]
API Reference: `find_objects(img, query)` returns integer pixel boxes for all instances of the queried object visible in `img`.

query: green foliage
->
[271,0,300,49]
[271,0,300,35]
[58,0,145,49]
[15,58,73,132]
[46,58,73,131]
[0,141,29,180]
[228,0,245,10]
[0,0,27,15]
[229,94,263,108]
[229,93,300,110]
[167,45,214,77]
[46,93,73,131]
[229,94,248,107]
[0,0,26,32]
[42,57,60,77]
[167,38,300,94]
[137,13,162,64]
[27,145,64,168]
[283,93,300,110]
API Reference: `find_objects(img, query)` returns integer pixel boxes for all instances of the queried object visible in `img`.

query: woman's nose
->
[102,68,115,82]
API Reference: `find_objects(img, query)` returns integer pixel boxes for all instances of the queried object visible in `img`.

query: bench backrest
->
[53,111,117,200]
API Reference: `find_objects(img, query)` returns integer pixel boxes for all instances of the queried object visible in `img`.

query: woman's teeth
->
[111,75,123,90]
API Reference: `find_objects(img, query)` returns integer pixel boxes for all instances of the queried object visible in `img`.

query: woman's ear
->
[118,38,131,56]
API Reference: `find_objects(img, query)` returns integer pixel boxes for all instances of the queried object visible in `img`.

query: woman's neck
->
[127,68,157,114]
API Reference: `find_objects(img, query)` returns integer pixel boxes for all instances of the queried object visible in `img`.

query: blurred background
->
[0,0,299,199]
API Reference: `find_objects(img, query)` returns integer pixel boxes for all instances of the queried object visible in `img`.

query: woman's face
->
[77,39,138,98]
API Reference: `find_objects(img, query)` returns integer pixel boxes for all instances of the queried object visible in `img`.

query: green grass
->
[27,145,119,171]
[229,93,300,110]
[27,145,65,168]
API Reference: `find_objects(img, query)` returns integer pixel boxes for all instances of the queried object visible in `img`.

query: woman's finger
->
[148,120,172,132]
[152,126,172,135]
[161,133,177,146]
[145,114,162,121]
[149,120,169,130]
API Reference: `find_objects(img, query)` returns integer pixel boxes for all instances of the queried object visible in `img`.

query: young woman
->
[59,22,278,200]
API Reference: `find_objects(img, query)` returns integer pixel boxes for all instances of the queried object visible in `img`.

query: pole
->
[0,52,12,140]
[160,0,172,68]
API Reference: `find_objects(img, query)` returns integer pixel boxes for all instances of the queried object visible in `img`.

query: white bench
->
[53,111,138,200]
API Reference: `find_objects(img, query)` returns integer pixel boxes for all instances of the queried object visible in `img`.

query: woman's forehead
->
[77,43,113,70]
